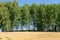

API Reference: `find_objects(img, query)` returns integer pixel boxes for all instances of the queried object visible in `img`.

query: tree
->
[0,2,11,32]
[0,0,60,32]
[5,0,21,31]
[30,3,38,31]
[45,4,58,32]
[12,0,21,30]
[37,4,46,31]
[56,4,60,32]
[21,4,30,31]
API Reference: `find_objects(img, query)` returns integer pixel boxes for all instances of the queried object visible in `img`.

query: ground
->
[0,32,60,40]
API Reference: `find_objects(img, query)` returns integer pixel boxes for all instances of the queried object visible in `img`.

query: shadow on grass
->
[0,37,2,40]
[5,37,11,40]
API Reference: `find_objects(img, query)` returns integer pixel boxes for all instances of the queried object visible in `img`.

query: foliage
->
[0,0,60,32]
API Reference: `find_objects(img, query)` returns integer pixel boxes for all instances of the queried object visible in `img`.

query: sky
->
[17,0,60,6]
[0,0,60,6]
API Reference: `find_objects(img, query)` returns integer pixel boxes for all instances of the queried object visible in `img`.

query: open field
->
[0,32,60,40]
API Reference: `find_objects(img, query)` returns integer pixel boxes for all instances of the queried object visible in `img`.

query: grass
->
[0,37,2,40]
[5,37,11,40]
[0,32,60,40]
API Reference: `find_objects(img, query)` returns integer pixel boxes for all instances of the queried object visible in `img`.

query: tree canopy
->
[0,0,60,32]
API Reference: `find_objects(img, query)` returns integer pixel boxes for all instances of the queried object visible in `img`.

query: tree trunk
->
[21,24,23,31]
[37,25,43,31]
[55,26,57,32]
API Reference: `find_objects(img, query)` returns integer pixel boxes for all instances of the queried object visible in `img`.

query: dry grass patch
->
[0,32,60,40]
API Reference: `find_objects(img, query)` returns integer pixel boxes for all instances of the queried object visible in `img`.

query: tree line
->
[0,0,60,32]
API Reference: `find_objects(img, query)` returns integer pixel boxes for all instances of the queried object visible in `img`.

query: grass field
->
[0,32,60,40]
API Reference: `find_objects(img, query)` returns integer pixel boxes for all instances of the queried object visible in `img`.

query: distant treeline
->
[0,0,60,32]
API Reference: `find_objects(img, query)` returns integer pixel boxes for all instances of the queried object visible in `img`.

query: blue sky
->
[17,0,60,6]
[0,0,60,6]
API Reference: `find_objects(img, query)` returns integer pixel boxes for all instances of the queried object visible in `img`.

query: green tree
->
[56,4,60,31]
[37,4,46,31]
[0,2,11,32]
[30,3,38,30]
[12,0,21,30]
[45,4,58,31]
[21,4,30,30]
[5,0,21,31]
